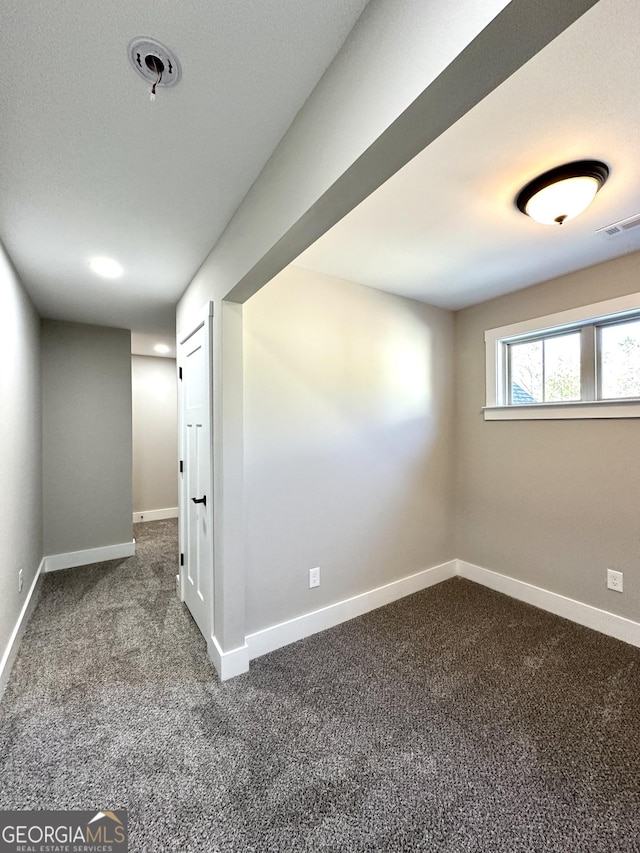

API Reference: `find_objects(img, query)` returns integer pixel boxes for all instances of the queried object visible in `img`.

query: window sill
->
[483,399,640,420]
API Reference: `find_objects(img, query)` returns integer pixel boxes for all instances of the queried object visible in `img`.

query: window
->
[600,317,640,399]
[509,331,581,404]
[484,293,640,420]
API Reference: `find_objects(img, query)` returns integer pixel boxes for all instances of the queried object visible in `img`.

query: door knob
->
[192,496,207,506]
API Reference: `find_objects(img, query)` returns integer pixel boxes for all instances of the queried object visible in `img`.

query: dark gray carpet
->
[1,520,639,852]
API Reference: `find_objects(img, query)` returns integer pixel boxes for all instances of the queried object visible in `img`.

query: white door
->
[178,306,213,641]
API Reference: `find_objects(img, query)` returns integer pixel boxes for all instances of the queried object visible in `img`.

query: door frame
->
[177,299,248,681]
[177,301,214,637]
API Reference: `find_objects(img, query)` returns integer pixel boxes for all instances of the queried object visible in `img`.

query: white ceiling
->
[4,0,637,338]
[296,0,640,310]
[0,0,369,342]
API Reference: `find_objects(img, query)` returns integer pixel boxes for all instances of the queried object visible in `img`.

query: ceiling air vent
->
[596,213,640,238]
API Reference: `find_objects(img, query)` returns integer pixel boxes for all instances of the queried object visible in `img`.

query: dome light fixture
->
[153,343,170,354]
[516,160,609,226]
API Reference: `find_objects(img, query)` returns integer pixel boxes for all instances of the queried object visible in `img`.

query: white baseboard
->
[208,635,250,681]
[457,559,640,648]
[244,557,640,668]
[246,560,457,661]
[5,549,636,693]
[0,558,45,700]
[44,540,136,573]
[133,507,178,524]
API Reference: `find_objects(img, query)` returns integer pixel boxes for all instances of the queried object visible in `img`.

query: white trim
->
[485,292,640,346]
[207,636,249,681]
[44,540,136,573]
[484,400,640,420]
[177,300,215,638]
[133,506,178,523]
[484,290,640,412]
[246,560,457,660]
[242,558,640,675]
[5,552,637,692]
[0,558,45,699]
[456,560,640,648]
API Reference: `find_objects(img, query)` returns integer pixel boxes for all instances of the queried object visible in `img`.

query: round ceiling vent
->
[127,37,182,88]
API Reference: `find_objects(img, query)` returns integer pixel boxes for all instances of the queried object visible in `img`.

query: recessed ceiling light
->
[153,344,170,354]
[516,160,609,226]
[89,256,123,279]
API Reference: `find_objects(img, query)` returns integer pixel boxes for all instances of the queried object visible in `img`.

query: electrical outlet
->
[607,569,623,593]
[18,569,23,593]
[309,567,320,589]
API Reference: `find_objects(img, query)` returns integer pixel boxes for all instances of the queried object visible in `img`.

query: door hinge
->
[179,367,183,380]
[179,460,183,473]
[180,553,184,566]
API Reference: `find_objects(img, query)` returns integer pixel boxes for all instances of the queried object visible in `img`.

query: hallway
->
[0,520,215,824]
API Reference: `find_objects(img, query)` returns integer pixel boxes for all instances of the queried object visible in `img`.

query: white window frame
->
[484,292,640,420]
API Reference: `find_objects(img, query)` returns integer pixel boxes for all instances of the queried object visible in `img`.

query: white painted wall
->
[0,242,42,675]
[244,266,454,633]
[42,321,133,556]
[131,355,178,515]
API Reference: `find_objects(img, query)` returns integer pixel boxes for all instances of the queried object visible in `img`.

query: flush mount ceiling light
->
[516,160,609,226]
[153,344,170,354]
[89,256,123,279]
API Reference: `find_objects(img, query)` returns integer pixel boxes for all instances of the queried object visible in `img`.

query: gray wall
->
[174,0,593,655]
[244,266,454,633]
[455,251,640,621]
[0,243,42,668]
[42,320,133,555]
[131,356,178,514]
